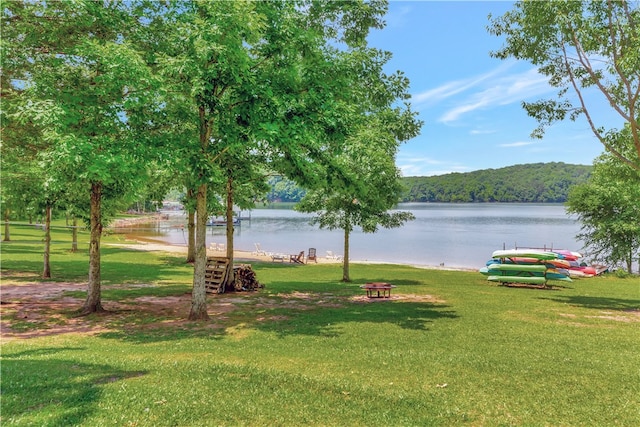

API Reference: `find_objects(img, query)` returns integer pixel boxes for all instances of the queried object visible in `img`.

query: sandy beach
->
[106,239,342,263]
[105,239,474,271]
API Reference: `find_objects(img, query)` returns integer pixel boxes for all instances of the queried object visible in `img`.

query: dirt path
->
[0,278,443,342]
[0,239,454,342]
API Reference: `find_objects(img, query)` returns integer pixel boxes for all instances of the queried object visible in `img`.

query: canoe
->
[492,249,558,260]
[546,259,571,269]
[480,266,545,277]
[545,269,573,282]
[552,249,582,260]
[486,258,566,269]
[484,265,571,280]
[487,275,547,285]
[488,264,547,273]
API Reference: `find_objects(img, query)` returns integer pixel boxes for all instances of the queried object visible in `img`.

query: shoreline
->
[107,239,477,272]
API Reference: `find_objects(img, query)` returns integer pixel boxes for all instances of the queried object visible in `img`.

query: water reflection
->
[116,203,583,269]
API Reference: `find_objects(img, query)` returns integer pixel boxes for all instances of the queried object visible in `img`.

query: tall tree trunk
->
[3,208,10,242]
[189,106,212,320]
[184,186,196,263]
[42,204,52,279]
[81,181,104,315]
[71,217,78,252]
[225,175,235,289]
[342,225,351,282]
[189,182,210,320]
[186,207,196,263]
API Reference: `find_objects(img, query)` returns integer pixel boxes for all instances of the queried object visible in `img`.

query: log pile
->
[231,264,263,292]
[205,257,263,293]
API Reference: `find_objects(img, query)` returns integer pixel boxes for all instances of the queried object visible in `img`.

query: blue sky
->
[367,1,619,177]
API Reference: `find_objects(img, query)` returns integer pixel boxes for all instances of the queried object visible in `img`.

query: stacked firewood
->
[231,264,263,292]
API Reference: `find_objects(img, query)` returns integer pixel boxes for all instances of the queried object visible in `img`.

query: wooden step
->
[204,257,229,294]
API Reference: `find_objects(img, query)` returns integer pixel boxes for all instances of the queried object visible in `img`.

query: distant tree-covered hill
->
[400,162,592,203]
[264,163,592,203]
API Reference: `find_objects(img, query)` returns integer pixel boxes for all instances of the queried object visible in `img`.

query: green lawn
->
[1,222,639,426]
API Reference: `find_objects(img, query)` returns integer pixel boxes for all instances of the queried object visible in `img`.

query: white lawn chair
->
[217,243,225,252]
[326,250,342,261]
[253,243,267,256]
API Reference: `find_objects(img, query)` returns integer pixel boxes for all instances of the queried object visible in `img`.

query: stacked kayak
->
[480,249,572,286]
[549,249,600,277]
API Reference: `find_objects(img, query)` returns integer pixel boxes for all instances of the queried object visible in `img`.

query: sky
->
[366,1,621,177]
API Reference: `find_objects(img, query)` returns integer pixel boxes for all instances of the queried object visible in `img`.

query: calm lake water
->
[129,203,584,269]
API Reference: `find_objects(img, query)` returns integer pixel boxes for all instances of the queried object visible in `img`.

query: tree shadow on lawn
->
[540,294,640,311]
[250,300,459,338]
[1,347,147,426]
[93,282,458,344]
[1,248,192,285]
[0,242,47,255]
[2,269,457,345]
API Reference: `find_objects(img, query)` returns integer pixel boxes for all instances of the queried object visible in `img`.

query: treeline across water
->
[266,162,592,203]
[400,163,592,203]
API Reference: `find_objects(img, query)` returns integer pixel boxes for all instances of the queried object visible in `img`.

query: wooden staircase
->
[205,256,229,294]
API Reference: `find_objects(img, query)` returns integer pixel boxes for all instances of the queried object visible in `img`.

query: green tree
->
[567,147,640,274]
[297,63,422,281]
[298,126,417,281]
[157,0,268,320]
[3,1,164,314]
[399,163,591,203]
[488,1,640,171]
[160,1,390,319]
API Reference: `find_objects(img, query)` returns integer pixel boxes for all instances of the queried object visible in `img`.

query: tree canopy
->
[567,150,640,273]
[488,0,640,171]
[401,162,592,203]
[2,0,420,317]
[153,0,395,319]
[265,163,592,204]
[2,0,165,314]
[295,44,422,281]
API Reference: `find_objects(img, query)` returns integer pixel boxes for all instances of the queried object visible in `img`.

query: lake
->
[127,203,584,270]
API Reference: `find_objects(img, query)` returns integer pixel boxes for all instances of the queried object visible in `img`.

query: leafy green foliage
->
[267,162,592,203]
[401,162,592,203]
[2,0,172,312]
[2,0,417,312]
[267,176,307,202]
[153,0,393,317]
[488,1,640,171]
[567,151,640,273]
[296,79,421,280]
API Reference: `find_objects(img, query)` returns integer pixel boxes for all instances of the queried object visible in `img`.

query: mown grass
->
[1,221,639,426]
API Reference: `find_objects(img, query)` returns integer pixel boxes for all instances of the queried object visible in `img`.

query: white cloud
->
[411,81,468,105]
[499,141,536,148]
[412,63,553,124]
[397,155,444,165]
[439,99,488,123]
[397,156,470,177]
[470,129,496,135]
[411,64,511,107]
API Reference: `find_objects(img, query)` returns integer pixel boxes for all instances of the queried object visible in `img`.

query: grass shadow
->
[1,348,147,426]
[540,295,640,311]
[2,246,193,285]
[353,277,426,287]
[2,253,459,345]
[91,283,458,344]
[251,300,459,338]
